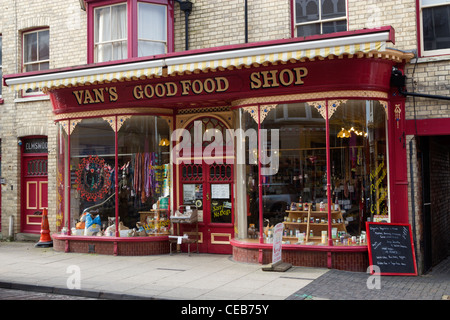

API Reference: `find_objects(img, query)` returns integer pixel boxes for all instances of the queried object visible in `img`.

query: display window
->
[232,108,259,241]
[234,100,389,246]
[57,115,171,237]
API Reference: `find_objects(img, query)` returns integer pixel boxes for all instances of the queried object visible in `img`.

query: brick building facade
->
[1,0,449,275]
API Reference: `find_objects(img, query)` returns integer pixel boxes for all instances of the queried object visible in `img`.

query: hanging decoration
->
[75,155,112,202]
[394,104,401,128]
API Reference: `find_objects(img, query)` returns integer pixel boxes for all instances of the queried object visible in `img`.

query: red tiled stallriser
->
[53,237,170,256]
[232,246,369,272]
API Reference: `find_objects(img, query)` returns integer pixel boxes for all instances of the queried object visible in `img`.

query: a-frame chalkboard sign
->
[366,222,418,276]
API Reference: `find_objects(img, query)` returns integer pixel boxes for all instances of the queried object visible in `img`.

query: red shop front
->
[5,27,413,270]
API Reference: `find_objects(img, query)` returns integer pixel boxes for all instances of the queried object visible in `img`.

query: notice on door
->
[210,184,231,223]
[211,184,229,199]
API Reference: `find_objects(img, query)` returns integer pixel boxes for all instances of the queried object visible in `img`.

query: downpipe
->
[8,215,14,241]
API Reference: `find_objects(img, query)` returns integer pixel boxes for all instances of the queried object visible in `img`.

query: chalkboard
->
[366,222,417,276]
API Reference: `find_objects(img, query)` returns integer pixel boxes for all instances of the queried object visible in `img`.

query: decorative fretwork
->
[306,101,327,119]
[103,116,116,131]
[260,104,277,123]
[327,100,347,118]
[117,115,132,131]
[68,119,82,135]
[378,100,389,119]
[242,106,258,123]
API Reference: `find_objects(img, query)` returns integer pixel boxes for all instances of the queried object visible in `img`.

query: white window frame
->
[94,3,128,63]
[22,28,50,97]
[419,0,450,57]
[294,0,348,37]
[137,2,168,57]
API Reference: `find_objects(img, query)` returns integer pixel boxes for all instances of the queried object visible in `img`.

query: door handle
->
[206,193,209,200]
[33,211,42,215]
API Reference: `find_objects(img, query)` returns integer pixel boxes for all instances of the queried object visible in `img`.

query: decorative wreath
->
[75,155,112,202]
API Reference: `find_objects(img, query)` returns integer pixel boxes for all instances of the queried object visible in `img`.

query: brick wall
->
[175,0,291,51]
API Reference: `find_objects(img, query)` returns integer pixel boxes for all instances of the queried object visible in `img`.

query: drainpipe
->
[9,215,14,241]
[175,0,193,51]
[245,0,248,43]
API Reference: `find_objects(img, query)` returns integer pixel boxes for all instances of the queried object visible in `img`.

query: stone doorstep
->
[15,233,40,242]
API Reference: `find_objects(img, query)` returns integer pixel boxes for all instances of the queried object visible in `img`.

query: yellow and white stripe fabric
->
[167,41,386,75]
[8,66,163,92]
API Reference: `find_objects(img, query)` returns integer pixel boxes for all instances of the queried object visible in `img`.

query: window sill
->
[14,95,50,103]
[413,54,450,64]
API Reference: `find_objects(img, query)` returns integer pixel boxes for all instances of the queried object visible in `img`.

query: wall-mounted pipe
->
[245,0,248,43]
[9,215,14,240]
[175,0,193,51]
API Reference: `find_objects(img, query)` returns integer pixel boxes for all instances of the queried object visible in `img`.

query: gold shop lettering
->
[250,67,308,89]
[132,76,229,100]
[72,87,118,105]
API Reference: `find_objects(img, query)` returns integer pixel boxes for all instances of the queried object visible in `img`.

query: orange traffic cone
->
[35,208,53,248]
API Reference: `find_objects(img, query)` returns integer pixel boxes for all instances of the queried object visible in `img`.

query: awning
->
[5,60,164,92]
[166,34,388,75]
[4,27,399,92]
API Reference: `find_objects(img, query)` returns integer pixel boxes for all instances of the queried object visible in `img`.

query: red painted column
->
[389,88,409,224]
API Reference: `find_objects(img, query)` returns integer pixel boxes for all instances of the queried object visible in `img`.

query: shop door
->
[181,162,234,254]
[21,153,48,234]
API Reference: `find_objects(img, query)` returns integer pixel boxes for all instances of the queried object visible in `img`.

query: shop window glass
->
[63,116,171,236]
[329,100,388,237]
[295,0,347,37]
[117,116,170,234]
[233,108,259,239]
[69,118,115,235]
[261,103,326,229]
[57,124,69,233]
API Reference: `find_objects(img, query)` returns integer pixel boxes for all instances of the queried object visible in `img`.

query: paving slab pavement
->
[1,241,448,304]
[0,241,327,301]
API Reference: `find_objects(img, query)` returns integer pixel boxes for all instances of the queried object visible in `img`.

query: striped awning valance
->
[167,41,386,75]
[6,63,163,92]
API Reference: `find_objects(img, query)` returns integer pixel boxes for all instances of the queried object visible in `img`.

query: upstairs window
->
[90,0,172,63]
[138,2,167,57]
[23,28,49,96]
[23,29,50,72]
[420,0,450,56]
[294,0,347,37]
[94,3,128,62]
